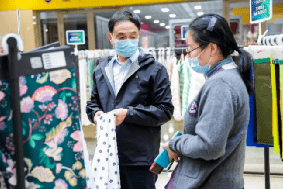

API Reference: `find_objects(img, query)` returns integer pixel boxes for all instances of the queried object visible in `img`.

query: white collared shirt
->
[112,49,139,96]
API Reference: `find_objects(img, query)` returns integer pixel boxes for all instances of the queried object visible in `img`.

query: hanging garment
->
[161,48,165,66]
[166,48,172,81]
[87,51,96,100]
[279,56,283,160]
[178,60,185,103]
[79,51,92,126]
[152,48,157,59]
[170,56,182,121]
[158,49,162,65]
[275,62,282,157]
[242,54,271,148]
[92,112,120,189]
[181,62,192,119]
[252,46,274,145]
[273,46,283,159]
[178,60,192,119]
[187,63,206,108]
[280,64,283,160]
[270,52,280,153]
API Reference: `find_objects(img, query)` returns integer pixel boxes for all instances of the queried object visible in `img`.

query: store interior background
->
[1,0,282,53]
[38,0,283,50]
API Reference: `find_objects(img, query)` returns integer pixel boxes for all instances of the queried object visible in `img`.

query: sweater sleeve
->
[169,79,236,161]
[170,57,182,121]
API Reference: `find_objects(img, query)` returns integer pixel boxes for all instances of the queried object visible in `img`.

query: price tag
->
[42,51,66,69]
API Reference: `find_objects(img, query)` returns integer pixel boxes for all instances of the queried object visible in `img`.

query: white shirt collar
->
[113,49,139,64]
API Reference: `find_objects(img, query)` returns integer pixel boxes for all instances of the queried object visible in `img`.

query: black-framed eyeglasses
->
[186,46,201,54]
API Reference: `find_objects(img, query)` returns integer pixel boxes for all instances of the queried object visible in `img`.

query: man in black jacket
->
[86,11,174,189]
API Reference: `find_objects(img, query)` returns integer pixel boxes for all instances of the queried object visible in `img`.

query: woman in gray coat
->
[162,14,253,189]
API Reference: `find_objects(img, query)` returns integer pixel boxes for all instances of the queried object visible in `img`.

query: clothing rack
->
[6,37,26,189]
[75,46,273,189]
[264,147,270,189]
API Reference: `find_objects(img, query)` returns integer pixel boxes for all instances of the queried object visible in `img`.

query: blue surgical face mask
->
[114,39,139,57]
[187,48,211,74]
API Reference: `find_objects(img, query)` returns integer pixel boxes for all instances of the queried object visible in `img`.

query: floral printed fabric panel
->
[92,113,120,189]
[0,68,88,189]
[0,78,16,189]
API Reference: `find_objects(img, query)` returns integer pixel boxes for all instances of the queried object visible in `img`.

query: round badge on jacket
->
[189,101,198,114]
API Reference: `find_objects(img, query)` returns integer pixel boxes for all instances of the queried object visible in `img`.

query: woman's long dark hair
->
[188,13,254,95]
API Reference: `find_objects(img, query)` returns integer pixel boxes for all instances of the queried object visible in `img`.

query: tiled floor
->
[155,172,283,189]
[85,138,283,188]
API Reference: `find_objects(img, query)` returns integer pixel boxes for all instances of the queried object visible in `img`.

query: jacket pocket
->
[179,157,200,179]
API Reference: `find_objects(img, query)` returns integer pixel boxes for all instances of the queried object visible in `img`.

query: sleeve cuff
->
[124,106,133,122]
[169,139,177,153]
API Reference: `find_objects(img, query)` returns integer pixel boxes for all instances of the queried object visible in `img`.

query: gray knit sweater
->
[168,65,249,189]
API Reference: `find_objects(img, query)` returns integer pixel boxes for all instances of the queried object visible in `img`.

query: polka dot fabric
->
[92,113,120,189]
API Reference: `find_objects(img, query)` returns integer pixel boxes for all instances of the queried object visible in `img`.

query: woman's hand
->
[161,142,179,162]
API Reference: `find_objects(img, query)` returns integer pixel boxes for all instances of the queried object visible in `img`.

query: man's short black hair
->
[108,11,141,33]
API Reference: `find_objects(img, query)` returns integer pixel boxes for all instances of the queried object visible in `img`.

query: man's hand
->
[94,111,104,124]
[161,142,179,163]
[112,108,127,126]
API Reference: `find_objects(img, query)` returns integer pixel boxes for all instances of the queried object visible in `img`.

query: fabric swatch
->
[92,112,120,189]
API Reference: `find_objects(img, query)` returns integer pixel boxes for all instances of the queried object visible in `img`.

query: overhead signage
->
[250,0,272,23]
[66,30,85,45]
[181,25,188,40]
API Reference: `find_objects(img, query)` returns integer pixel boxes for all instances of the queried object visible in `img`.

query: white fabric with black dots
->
[92,112,121,189]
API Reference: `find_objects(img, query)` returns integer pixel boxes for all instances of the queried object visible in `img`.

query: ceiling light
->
[45,29,48,32]
[160,23,165,26]
[165,26,170,29]
[161,8,169,12]
[33,22,36,25]
[133,10,140,14]
[33,16,36,19]
[197,12,204,16]
[154,20,160,23]
[169,14,176,18]
[145,16,151,19]
[194,6,202,10]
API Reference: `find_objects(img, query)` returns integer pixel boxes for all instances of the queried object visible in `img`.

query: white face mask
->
[114,39,139,58]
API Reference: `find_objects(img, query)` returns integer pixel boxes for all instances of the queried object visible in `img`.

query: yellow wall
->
[0,10,36,52]
[0,0,187,11]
